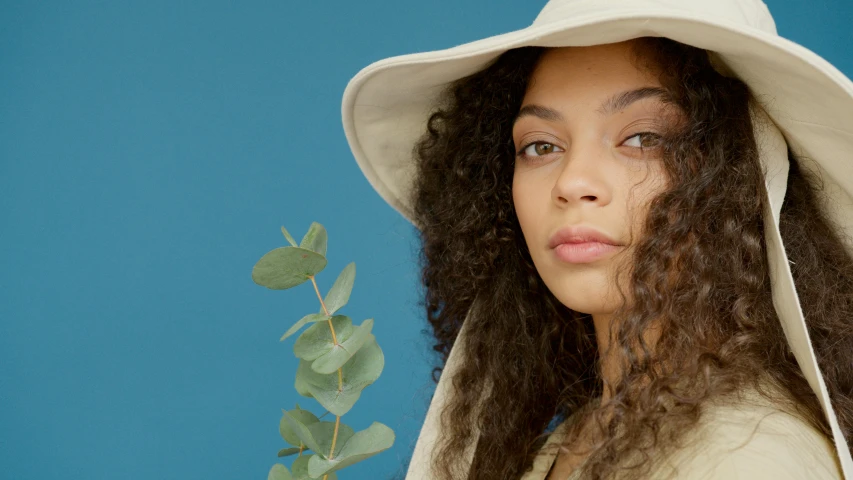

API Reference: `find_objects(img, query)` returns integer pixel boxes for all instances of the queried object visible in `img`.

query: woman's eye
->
[623,132,662,149]
[520,141,561,157]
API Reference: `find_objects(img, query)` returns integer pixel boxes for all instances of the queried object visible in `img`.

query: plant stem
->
[310,277,345,389]
[310,276,338,343]
[309,275,345,480]
[330,415,341,457]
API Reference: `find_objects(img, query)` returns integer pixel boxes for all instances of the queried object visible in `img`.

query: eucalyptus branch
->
[252,222,395,480]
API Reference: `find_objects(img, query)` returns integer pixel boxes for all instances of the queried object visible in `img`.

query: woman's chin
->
[540,276,624,312]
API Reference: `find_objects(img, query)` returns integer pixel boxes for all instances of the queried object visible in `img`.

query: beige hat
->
[340,0,853,478]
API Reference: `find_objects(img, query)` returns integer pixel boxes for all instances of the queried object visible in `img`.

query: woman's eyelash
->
[623,131,663,148]
[516,141,560,158]
[516,132,662,160]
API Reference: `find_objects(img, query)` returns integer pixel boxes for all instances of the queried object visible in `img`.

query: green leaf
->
[311,319,374,374]
[291,455,338,480]
[276,447,301,457]
[279,407,320,448]
[308,421,356,459]
[299,222,327,257]
[268,464,293,480]
[323,263,355,315]
[252,247,327,290]
[280,226,298,247]
[293,316,353,361]
[308,422,396,477]
[293,335,384,416]
[281,410,323,455]
[294,365,312,397]
[281,313,331,342]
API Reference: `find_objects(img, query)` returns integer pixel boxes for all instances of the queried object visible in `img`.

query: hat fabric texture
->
[340,0,853,478]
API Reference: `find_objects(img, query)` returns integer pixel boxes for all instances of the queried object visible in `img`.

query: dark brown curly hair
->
[410,37,853,479]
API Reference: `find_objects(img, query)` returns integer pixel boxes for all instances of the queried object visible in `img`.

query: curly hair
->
[410,37,853,479]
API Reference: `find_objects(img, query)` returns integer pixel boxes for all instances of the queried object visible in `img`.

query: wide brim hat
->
[340,0,853,478]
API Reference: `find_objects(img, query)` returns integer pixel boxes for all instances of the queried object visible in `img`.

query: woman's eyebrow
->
[598,86,674,116]
[515,104,565,124]
[514,87,675,124]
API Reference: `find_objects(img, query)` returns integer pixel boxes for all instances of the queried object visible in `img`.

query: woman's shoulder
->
[657,389,843,480]
[525,387,843,480]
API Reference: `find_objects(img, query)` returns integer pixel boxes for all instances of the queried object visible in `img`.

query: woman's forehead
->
[527,42,663,94]
[521,43,672,120]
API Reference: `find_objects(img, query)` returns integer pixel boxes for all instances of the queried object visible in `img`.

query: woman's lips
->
[553,241,623,263]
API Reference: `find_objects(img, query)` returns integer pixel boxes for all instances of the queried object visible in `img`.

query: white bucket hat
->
[340,0,853,478]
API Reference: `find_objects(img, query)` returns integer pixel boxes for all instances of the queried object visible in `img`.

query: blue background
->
[2,1,851,479]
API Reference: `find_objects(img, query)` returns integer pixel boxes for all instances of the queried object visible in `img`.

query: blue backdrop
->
[2,1,851,479]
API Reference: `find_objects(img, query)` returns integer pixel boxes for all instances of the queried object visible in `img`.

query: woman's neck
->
[592,311,661,404]
[592,312,618,403]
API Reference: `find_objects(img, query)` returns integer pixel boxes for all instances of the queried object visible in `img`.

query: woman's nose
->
[551,143,612,208]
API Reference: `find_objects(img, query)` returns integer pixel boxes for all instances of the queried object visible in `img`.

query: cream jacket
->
[404,302,850,479]
[522,392,843,480]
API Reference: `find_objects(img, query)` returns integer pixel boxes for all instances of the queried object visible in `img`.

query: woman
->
[341,1,853,479]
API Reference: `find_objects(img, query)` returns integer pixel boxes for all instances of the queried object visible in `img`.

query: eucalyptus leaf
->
[268,464,293,480]
[308,422,396,477]
[252,247,327,290]
[293,316,353,361]
[294,364,312,397]
[277,447,302,457]
[294,335,384,416]
[258,221,395,473]
[291,455,338,480]
[311,319,374,374]
[280,407,320,447]
[323,263,355,315]
[281,313,331,342]
[280,226,298,247]
[299,222,327,257]
[281,410,323,455]
[308,421,356,459]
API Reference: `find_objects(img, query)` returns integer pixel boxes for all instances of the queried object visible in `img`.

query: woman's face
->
[512,41,681,316]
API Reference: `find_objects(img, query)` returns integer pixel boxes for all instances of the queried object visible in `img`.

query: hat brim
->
[342,10,853,238]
